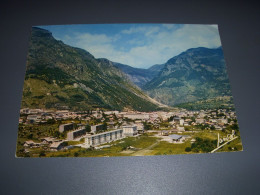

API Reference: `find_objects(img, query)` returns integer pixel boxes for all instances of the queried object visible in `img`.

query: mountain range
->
[21,27,233,112]
[143,47,232,106]
[113,63,164,88]
[115,47,232,107]
[22,27,162,111]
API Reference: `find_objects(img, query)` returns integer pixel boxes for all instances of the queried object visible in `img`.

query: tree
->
[184,126,191,131]
[80,138,85,142]
[210,125,216,130]
[143,121,152,130]
[113,113,118,120]
[102,112,107,119]
[191,137,217,153]
[231,123,239,131]
[168,116,174,122]
[53,131,60,138]
[46,118,55,124]
[39,151,46,157]
[60,132,65,139]
[27,134,33,139]
[185,147,191,152]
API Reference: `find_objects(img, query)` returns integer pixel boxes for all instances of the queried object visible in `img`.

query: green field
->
[148,141,192,155]
[17,129,242,158]
[30,135,160,157]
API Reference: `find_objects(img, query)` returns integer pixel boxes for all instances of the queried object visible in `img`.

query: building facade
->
[122,125,138,136]
[85,129,124,147]
[59,123,74,133]
[67,128,87,141]
[91,124,104,133]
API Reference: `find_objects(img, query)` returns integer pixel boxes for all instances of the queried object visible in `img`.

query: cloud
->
[59,24,221,68]
[121,26,160,36]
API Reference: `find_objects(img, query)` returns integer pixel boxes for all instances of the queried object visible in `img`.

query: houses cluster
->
[67,124,139,148]
[23,137,65,151]
[188,109,237,131]
[19,108,83,124]
[20,107,238,152]
[23,121,140,151]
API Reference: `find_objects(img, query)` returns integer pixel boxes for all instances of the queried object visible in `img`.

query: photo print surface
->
[16,24,242,158]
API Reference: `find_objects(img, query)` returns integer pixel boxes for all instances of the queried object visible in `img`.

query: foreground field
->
[45,135,159,157]
[18,129,242,158]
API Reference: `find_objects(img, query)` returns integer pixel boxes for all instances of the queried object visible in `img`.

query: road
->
[211,136,238,153]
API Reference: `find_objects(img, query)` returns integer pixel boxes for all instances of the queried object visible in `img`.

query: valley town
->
[16,107,242,157]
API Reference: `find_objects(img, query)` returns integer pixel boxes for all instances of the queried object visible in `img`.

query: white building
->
[20,108,29,114]
[123,113,149,120]
[195,118,205,124]
[135,123,144,131]
[217,119,228,124]
[198,112,206,118]
[23,140,41,147]
[177,126,185,132]
[169,134,183,142]
[41,137,54,144]
[28,109,43,114]
[179,119,184,126]
[104,111,119,115]
[123,125,138,136]
[27,115,42,123]
[85,129,124,147]
[50,141,66,151]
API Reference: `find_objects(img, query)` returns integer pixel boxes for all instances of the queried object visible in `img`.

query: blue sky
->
[38,24,221,69]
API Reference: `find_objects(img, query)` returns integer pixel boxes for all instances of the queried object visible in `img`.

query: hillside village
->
[17,107,241,157]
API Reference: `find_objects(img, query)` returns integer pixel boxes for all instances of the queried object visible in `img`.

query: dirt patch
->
[121,150,134,154]
[132,149,153,156]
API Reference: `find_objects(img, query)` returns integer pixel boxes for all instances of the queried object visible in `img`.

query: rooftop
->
[169,134,182,140]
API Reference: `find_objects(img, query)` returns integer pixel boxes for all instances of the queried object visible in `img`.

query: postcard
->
[16,24,242,157]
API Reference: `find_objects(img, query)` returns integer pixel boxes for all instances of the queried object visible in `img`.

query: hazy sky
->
[39,24,222,69]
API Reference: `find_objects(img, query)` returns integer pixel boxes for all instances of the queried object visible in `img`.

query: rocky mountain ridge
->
[143,47,232,106]
[22,27,161,111]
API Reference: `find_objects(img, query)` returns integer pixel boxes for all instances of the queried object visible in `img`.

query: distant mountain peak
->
[113,62,164,88]
[31,26,54,38]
